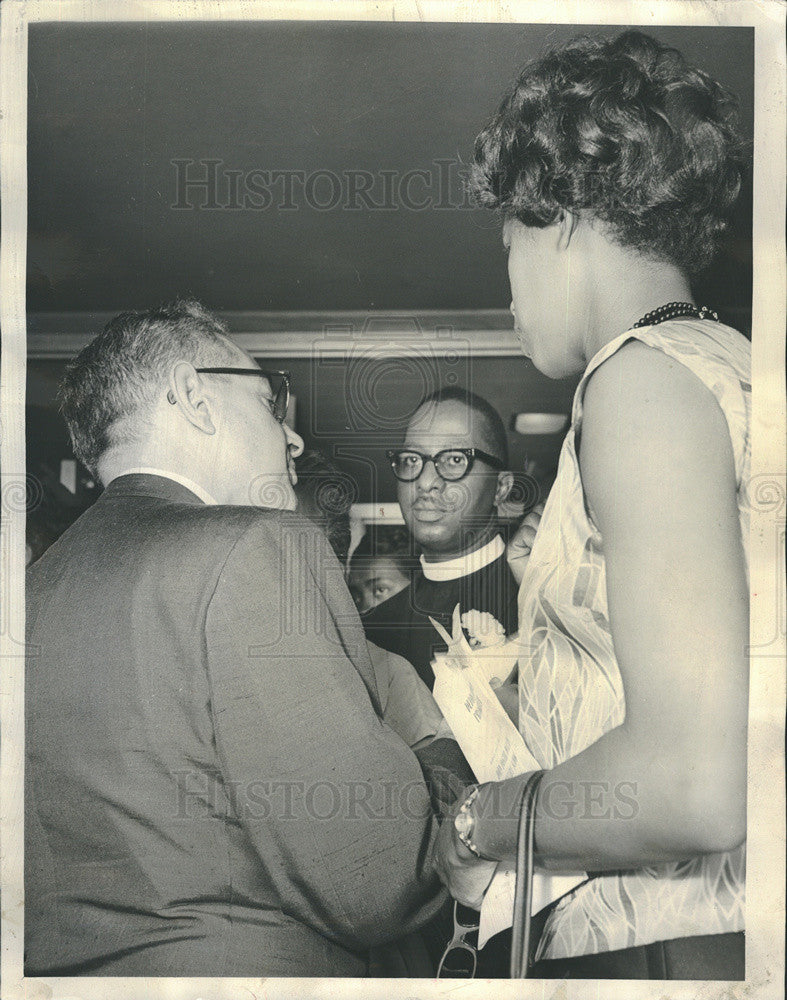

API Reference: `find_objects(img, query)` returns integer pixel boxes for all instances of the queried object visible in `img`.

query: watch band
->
[460,778,540,862]
[454,785,484,858]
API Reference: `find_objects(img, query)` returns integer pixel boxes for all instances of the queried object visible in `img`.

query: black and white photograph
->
[1,1,784,998]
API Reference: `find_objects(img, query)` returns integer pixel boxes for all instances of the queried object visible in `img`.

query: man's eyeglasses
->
[195,368,290,423]
[437,901,479,978]
[387,447,505,483]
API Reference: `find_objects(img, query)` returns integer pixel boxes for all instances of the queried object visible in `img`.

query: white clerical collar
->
[420,533,505,582]
[116,467,218,506]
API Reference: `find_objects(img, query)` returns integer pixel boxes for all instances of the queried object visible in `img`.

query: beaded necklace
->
[632,301,719,328]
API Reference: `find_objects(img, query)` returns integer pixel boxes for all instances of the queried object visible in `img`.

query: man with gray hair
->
[25,300,445,977]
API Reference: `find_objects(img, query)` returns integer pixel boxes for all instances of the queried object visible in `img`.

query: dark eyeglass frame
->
[386,447,505,482]
[195,367,290,423]
[437,901,479,979]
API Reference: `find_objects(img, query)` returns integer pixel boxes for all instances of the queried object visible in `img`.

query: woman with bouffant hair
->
[434,32,750,979]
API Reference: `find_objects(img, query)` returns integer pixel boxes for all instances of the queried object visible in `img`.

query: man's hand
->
[506,504,544,585]
[432,790,498,910]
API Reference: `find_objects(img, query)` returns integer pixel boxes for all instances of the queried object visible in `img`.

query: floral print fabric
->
[517,319,750,960]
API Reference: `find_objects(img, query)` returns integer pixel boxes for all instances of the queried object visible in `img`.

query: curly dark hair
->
[471,30,747,273]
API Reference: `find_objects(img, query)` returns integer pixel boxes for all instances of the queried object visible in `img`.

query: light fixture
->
[512,412,569,435]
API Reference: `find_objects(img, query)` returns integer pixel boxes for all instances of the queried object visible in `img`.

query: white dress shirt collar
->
[114,467,218,506]
[420,533,505,582]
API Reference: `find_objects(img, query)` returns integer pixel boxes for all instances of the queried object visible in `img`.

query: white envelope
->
[431,608,585,948]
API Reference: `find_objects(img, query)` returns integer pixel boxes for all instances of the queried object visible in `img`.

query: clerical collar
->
[115,467,218,506]
[420,534,505,582]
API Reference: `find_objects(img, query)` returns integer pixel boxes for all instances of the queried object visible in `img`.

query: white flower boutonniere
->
[429,604,519,686]
[460,609,506,649]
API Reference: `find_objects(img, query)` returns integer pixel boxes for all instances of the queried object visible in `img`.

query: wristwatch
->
[453,785,484,858]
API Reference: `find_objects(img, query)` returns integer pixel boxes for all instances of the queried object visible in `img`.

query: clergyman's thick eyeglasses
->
[195,368,290,423]
[387,447,505,483]
[437,901,479,978]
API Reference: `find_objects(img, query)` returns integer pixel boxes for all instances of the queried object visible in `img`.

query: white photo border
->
[2,1,784,998]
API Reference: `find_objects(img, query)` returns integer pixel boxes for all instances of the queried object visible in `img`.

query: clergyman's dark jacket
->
[362,545,519,690]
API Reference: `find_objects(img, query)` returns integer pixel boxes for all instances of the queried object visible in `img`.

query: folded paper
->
[431,605,586,948]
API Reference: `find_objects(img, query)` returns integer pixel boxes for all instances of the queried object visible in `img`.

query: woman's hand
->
[506,504,544,585]
[432,790,499,909]
[489,678,519,725]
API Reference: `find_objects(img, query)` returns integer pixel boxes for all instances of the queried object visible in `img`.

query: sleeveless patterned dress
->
[517,319,750,961]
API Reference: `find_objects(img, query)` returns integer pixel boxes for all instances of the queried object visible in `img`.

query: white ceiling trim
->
[27,310,522,359]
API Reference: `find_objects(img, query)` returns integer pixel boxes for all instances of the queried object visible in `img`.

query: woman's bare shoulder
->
[580,337,735,523]
[583,338,730,447]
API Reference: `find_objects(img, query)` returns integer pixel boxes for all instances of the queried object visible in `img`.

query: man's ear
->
[166,362,216,435]
[494,470,514,506]
[556,209,580,251]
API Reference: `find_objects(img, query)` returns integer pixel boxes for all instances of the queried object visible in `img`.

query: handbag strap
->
[510,770,545,978]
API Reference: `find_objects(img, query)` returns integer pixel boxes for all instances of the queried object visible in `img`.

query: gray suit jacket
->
[25,474,444,976]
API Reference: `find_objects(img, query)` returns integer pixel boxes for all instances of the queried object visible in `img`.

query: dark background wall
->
[27,20,753,316]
